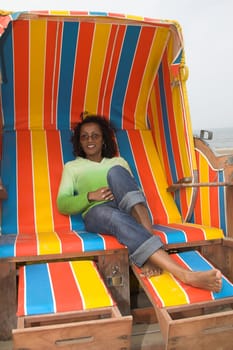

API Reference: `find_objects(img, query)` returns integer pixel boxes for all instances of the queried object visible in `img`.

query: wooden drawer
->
[13,306,132,349]
[13,260,132,349]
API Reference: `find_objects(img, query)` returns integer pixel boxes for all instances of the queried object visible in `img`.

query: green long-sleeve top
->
[57,156,131,217]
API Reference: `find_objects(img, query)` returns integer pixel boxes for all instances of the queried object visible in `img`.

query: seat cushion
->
[17,260,115,316]
[133,250,233,308]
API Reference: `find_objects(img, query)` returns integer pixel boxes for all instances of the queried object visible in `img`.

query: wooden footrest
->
[13,260,132,349]
[132,250,233,349]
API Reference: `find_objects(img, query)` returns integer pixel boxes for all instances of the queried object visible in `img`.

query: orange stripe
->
[102,25,126,118]
[44,21,59,129]
[13,21,29,129]
[17,132,36,234]
[49,262,84,312]
[70,22,95,124]
[123,27,156,129]
[128,131,168,223]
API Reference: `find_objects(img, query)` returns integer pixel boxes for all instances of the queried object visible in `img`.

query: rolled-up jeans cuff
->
[119,190,146,213]
[129,236,164,267]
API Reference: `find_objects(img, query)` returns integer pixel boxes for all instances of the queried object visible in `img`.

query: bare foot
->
[183,269,222,293]
[141,261,162,278]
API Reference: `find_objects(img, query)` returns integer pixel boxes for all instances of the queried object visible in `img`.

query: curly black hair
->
[71,114,118,158]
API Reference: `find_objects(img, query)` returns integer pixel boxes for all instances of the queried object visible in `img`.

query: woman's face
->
[79,122,104,162]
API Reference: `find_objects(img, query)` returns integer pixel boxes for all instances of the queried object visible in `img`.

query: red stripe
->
[13,21,29,129]
[55,231,84,253]
[209,166,220,227]
[17,266,26,316]
[193,151,202,223]
[171,254,213,303]
[100,234,125,250]
[17,131,36,234]
[102,25,126,118]
[46,131,71,231]
[162,52,184,180]
[97,24,118,117]
[170,223,205,241]
[70,22,95,124]
[123,27,156,129]
[44,21,59,129]
[16,131,38,255]
[49,262,84,312]
[128,131,168,223]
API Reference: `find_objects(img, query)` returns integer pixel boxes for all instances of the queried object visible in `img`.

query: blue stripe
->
[78,232,105,251]
[89,11,108,16]
[110,26,141,129]
[25,264,54,315]
[59,130,85,231]
[178,251,233,299]
[57,22,79,129]
[154,224,186,244]
[59,130,73,163]
[0,235,16,258]
[1,23,15,130]
[116,131,141,186]
[158,65,177,181]
[1,132,17,234]
[218,170,226,234]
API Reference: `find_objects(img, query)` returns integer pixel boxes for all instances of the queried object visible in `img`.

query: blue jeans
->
[84,165,163,267]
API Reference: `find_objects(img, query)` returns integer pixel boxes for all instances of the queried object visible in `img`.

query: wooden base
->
[131,244,233,350]
[13,307,132,350]
[156,302,233,350]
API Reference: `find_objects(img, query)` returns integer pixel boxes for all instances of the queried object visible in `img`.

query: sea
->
[193,127,233,155]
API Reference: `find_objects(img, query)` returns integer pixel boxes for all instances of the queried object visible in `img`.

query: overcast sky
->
[1,0,233,130]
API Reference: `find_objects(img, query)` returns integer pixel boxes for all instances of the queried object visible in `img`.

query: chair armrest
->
[167,178,233,192]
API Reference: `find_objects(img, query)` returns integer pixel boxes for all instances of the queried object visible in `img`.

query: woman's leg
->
[148,248,222,292]
[94,166,222,292]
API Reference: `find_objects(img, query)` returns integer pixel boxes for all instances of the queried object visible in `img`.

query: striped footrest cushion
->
[133,250,233,308]
[17,260,115,316]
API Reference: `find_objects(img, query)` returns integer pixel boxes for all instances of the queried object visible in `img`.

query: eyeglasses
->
[80,133,102,141]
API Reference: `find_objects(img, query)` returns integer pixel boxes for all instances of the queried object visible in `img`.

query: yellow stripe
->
[84,23,111,114]
[135,27,170,129]
[30,20,46,129]
[141,130,182,223]
[71,261,113,309]
[198,153,211,225]
[31,131,61,254]
[50,10,70,15]
[149,272,189,307]
[126,14,144,21]
[183,223,223,240]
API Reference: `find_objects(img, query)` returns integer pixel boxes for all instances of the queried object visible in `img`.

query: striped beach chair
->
[1,10,233,349]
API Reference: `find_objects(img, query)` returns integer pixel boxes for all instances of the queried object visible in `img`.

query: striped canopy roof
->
[0,10,183,131]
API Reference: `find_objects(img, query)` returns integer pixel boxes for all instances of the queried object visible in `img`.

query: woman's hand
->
[88,187,114,202]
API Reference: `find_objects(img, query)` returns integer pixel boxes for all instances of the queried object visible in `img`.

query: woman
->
[57,114,222,292]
